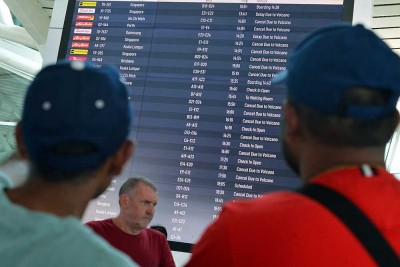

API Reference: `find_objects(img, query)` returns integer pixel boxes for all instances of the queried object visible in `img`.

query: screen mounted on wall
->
[57,0,355,252]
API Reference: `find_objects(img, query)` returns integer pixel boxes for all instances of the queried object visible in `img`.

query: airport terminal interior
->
[0,0,399,266]
[1,0,398,176]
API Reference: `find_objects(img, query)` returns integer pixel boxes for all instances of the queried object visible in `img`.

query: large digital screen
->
[56,0,355,252]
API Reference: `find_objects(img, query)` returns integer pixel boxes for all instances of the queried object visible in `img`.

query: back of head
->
[274,24,400,146]
[21,61,133,181]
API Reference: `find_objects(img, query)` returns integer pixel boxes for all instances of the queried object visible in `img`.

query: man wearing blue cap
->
[186,24,400,266]
[0,61,138,266]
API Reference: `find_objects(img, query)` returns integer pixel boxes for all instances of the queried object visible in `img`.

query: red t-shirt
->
[186,166,400,267]
[86,219,175,267]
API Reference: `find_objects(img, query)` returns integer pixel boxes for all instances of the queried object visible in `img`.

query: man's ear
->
[283,102,302,142]
[109,140,135,175]
[15,122,29,160]
[394,110,400,128]
[119,194,129,209]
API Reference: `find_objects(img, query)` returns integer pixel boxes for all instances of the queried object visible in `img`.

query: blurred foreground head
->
[19,61,133,181]
[275,23,400,120]
[274,24,400,176]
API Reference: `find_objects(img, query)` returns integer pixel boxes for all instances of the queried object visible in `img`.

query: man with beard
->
[86,177,176,267]
[0,61,137,266]
[185,24,400,266]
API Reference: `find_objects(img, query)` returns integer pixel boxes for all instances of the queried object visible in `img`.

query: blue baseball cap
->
[21,61,133,173]
[273,24,400,118]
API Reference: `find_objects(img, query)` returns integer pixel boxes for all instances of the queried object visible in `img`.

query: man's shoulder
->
[50,221,133,264]
[85,218,113,224]
[85,218,113,227]
[0,211,137,267]
[63,223,137,266]
[142,228,168,242]
[224,190,304,214]
[216,190,323,228]
[145,228,164,236]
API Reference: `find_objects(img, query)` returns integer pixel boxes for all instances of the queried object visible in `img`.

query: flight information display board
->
[58,0,353,252]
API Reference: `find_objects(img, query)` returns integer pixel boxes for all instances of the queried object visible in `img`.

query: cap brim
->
[271,70,288,84]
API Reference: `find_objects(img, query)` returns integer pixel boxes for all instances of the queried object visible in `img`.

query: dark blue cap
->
[273,24,400,118]
[22,61,133,173]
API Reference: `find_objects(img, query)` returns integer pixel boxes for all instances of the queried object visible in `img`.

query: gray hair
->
[119,177,157,196]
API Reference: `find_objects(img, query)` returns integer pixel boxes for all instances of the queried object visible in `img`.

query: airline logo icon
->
[76,15,94,21]
[72,42,90,48]
[73,35,91,41]
[75,21,93,27]
[74,28,92,34]
[69,56,87,61]
[70,49,89,55]
[78,8,95,14]
[79,2,97,7]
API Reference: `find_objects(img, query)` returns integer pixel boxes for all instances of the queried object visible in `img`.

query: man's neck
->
[300,143,386,183]
[5,179,95,218]
[112,216,142,235]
